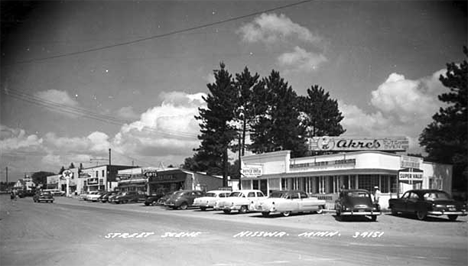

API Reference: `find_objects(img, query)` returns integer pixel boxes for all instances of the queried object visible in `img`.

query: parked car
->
[255,190,326,217]
[335,189,381,221]
[157,191,177,205]
[111,191,146,204]
[193,190,232,211]
[85,191,103,202]
[33,191,54,203]
[144,193,166,206]
[388,189,467,221]
[100,192,118,203]
[217,190,266,214]
[164,190,205,210]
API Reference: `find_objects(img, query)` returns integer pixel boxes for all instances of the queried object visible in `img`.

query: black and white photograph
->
[1,0,467,265]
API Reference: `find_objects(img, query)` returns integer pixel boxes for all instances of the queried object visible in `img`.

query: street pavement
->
[1,195,467,266]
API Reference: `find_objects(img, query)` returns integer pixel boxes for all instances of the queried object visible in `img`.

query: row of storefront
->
[240,136,453,209]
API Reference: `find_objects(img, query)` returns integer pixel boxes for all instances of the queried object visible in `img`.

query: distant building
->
[13,176,36,192]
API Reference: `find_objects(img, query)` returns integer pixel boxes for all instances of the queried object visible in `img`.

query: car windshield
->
[42,191,51,195]
[424,192,451,201]
[269,191,286,198]
[347,191,369,198]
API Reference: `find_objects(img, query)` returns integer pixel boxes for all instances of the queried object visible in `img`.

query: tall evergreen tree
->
[234,67,264,156]
[298,85,346,137]
[194,63,239,186]
[419,46,468,192]
[250,70,307,157]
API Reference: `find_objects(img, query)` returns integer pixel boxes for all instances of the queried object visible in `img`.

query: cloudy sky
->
[1,0,466,181]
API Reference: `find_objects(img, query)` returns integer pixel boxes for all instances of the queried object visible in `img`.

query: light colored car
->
[193,190,232,211]
[217,190,266,214]
[85,191,102,202]
[256,190,326,217]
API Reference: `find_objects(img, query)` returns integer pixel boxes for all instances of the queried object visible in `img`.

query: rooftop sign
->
[307,136,409,152]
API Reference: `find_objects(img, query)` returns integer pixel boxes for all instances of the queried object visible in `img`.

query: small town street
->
[1,195,467,266]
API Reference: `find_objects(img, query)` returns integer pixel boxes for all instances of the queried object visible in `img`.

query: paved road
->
[1,195,467,266]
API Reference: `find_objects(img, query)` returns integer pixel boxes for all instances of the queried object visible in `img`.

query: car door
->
[298,191,316,212]
[405,192,420,213]
[394,191,410,212]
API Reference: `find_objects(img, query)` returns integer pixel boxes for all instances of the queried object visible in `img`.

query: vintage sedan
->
[164,190,205,210]
[112,191,146,204]
[335,189,381,221]
[85,191,104,202]
[388,189,467,221]
[256,190,326,217]
[193,190,231,211]
[33,191,54,203]
[217,190,266,214]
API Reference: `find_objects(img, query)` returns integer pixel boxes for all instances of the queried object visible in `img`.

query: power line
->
[3,0,313,66]
[2,88,199,140]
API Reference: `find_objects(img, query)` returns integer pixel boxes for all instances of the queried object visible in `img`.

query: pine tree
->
[195,63,239,186]
[298,85,346,137]
[419,46,467,192]
[250,70,307,157]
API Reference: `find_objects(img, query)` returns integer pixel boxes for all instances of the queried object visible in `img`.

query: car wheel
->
[416,210,427,220]
[144,202,150,206]
[172,206,178,210]
[151,201,157,206]
[223,209,231,214]
[239,206,248,214]
[282,211,291,217]
[180,203,188,210]
[370,215,377,221]
[448,215,458,221]
[200,207,207,211]
[316,205,324,214]
[261,212,270,217]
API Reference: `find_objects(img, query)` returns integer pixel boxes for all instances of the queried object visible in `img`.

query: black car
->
[144,193,165,206]
[388,189,467,221]
[33,191,54,203]
[335,189,381,221]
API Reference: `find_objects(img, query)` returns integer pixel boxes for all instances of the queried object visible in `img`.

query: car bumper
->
[428,211,467,216]
[341,211,381,216]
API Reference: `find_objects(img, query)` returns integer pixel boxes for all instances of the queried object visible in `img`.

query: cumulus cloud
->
[277,46,327,72]
[113,92,204,159]
[340,70,446,153]
[237,13,321,44]
[0,125,43,150]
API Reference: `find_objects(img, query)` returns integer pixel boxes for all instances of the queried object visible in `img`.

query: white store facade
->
[240,136,452,209]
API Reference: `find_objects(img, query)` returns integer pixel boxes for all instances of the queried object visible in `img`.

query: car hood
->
[344,197,373,207]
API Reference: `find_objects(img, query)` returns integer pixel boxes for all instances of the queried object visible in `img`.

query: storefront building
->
[81,165,138,193]
[240,136,453,209]
[116,167,225,196]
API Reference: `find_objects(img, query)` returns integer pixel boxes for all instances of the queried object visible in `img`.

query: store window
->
[253,180,259,190]
[102,170,105,177]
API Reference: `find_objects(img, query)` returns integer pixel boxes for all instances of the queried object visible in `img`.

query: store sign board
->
[87,177,98,185]
[399,172,423,181]
[290,159,356,171]
[400,156,423,169]
[241,166,263,178]
[307,136,409,152]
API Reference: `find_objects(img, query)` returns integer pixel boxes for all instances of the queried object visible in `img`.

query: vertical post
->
[108,148,112,191]
[238,133,242,190]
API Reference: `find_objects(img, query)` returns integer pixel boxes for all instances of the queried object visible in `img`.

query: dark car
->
[33,191,54,203]
[388,189,467,221]
[144,193,165,206]
[156,191,177,205]
[111,191,146,204]
[99,192,118,203]
[335,189,381,221]
[164,190,205,210]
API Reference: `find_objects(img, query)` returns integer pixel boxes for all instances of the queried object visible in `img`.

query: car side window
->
[290,193,299,199]
[401,192,410,199]
[409,193,419,200]
[248,192,255,197]
[256,192,264,197]
[299,192,308,199]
